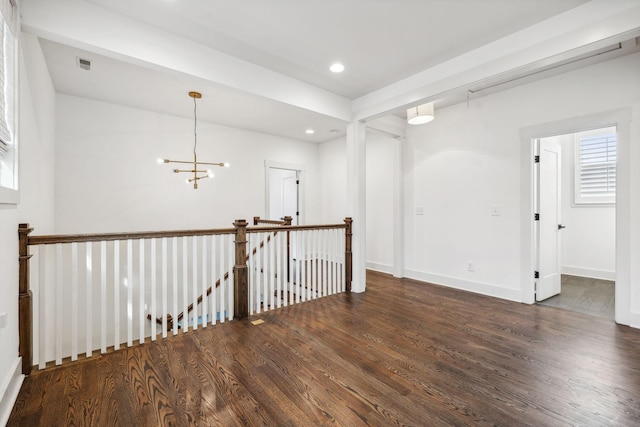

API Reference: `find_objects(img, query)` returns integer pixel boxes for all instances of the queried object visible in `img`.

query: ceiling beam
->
[352,0,640,121]
[20,0,353,122]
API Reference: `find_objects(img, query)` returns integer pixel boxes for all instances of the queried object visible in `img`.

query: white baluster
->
[86,242,93,357]
[192,236,198,330]
[162,237,168,338]
[150,238,157,340]
[38,245,46,369]
[113,241,120,351]
[182,237,188,332]
[255,233,262,314]
[71,242,78,361]
[248,233,254,315]
[227,234,234,320]
[55,244,63,365]
[211,234,220,325]
[202,236,208,328]
[138,239,145,345]
[267,233,274,311]
[276,231,282,309]
[127,239,133,347]
[172,237,178,336]
[219,235,225,323]
[100,241,107,354]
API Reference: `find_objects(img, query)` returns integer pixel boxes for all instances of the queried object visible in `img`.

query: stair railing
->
[18,218,352,374]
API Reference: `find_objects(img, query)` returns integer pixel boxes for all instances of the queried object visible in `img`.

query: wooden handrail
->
[27,227,236,246]
[253,216,292,226]
[248,223,346,233]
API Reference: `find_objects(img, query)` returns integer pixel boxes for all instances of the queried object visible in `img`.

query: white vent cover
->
[76,57,91,71]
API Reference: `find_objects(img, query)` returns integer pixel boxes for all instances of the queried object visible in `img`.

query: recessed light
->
[305,129,315,134]
[329,63,344,73]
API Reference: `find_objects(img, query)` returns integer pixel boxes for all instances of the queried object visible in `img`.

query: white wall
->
[318,132,396,272]
[557,134,615,280]
[365,133,394,273]
[55,95,322,233]
[318,136,346,224]
[0,33,56,423]
[403,52,640,306]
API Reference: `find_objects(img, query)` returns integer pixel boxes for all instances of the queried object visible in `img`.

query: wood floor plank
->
[9,270,640,426]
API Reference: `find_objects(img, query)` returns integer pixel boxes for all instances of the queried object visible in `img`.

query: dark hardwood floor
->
[9,271,640,426]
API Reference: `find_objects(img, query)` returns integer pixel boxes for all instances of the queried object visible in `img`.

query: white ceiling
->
[82,0,588,99]
[25,0,639,143]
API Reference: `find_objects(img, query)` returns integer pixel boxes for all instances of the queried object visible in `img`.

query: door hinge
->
[534,213,540,221]
[534,271,539,279]
[534,155,540,163]
[296,211,300,216]
[296,180,299,185]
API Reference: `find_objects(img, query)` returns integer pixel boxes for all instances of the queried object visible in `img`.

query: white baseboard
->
[366,262,393,274]
[0,357,24,426]
[403,269,523,303]
[628,311,640,329]
[562,266,615,281]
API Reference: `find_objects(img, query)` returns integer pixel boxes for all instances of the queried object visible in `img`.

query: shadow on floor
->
[537,274,614,320]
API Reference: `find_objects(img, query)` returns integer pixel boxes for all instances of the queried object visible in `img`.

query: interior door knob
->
[558,224,566,230]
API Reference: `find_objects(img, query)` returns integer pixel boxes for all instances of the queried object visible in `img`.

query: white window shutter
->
[574,127,616,205]
[0,0,15,156]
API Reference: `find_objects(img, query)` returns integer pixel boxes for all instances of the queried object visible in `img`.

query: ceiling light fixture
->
[407,102,435,125]
[305,129,315,134]
[157,91,229,189]
[330,62,344,73]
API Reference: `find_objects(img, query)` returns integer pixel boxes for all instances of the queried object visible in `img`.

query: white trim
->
[630,311,640,329]
[366,262,393,274]
[264,160,305,225]
[0,357,24,426]
[404,269,523,303]
[562,266,615,281]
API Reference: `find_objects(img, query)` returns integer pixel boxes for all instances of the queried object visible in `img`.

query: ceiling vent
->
[76,57,91,71]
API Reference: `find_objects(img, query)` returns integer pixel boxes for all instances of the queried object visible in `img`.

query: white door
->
[268,168,299,225]
[536,139,563,301]
[282,175,298,225]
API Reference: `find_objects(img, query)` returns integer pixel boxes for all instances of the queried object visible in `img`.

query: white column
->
[347,121,366,293]
[392,137,404,278]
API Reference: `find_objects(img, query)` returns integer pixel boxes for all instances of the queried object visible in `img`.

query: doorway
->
[265,162,302,225]
[534,126,616,319]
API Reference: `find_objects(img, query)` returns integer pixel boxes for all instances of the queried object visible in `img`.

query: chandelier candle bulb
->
[157,91,230,189]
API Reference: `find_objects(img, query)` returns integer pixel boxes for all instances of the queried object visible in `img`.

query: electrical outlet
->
[466,262,475,272]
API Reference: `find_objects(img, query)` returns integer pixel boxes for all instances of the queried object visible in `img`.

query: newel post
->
[344,217,353,293]
[283,216,292,226]
[18,223,33,375]
[233,219,249,319]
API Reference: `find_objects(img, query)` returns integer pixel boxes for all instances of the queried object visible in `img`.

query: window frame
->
[572,126,617,206]
[0,0,18,204]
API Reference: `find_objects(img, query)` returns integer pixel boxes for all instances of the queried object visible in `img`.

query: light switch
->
[491,206,500,216]
[416,207,424,215]
[0,312,7,329]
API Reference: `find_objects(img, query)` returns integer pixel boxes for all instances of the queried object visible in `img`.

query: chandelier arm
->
[196,161,227,166]
[163,159,196,165]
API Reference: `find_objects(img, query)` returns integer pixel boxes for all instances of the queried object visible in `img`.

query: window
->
[0,0,16,203]
[574,126,616,205]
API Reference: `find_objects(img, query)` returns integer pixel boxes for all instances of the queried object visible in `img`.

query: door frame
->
[519,108,631,324]
[264,160,305,224]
